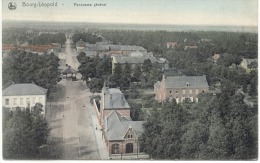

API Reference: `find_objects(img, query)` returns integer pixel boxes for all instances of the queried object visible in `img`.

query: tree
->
[3,104,50,159]
[132,64,142,83]
[111,64,123,87]
[142,59,152,77]
[121,62,132,90]
[3,51,61,90]
[87,78,103,93]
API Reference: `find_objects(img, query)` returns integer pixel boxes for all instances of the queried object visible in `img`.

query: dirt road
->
[46,38,100,159]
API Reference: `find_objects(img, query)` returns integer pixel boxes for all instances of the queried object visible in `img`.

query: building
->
[240,58,257,73]
[109,45,147,55]
[154,75,209,103]
[2,43,61,55]
[166,42,177,48]
[104,110,145,156]
[93,86,146,158]
[112,56,169,73]
[184,45,198,50]
[2,83,48,114]
[76,39,88,53]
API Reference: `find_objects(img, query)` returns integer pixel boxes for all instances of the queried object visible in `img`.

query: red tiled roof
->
[2,44,60,53]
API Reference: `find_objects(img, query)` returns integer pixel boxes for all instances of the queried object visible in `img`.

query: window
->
[169,91,172,94]
[190,90,192,94]
[5,99,9,105]
[126,143,134,153]
[176,90,179,94]
[183,90,186,94]
[111,144,120,154]
[20,98,23,105]
[26,98,30,105]
[127,134,133,139]
[13,98,17,105]
[196,89,199,94]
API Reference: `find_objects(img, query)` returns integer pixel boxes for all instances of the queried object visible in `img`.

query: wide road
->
[64,38,82,79]
[46,38,100,160]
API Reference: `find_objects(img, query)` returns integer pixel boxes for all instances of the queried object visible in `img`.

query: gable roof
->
[3,83,48,96]
[62,66,77,74]
[103,88,131,109]
[106,110,145,141]
[164,75,209,89]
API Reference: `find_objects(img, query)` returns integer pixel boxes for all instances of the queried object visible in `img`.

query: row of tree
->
[77,52,163,93]
[139,83,257,160]
[3,51,61,90]
[29,32,66,45]
[72,32,102,44]
[101,30,257,59]
[77,53,112,93]
[3,104,50,159]
[110,60,161,90]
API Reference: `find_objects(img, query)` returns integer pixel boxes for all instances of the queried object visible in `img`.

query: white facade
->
[2,94,47,114]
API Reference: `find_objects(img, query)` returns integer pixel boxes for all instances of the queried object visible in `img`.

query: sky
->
[2,0,258,26]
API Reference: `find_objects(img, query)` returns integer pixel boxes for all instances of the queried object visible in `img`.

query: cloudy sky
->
[2,0,258,26]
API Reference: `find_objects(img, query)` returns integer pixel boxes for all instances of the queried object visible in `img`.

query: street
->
[45,38,101,159]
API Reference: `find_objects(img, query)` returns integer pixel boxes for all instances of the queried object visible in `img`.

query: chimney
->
[110,94,113,107]
[121,95,125,106]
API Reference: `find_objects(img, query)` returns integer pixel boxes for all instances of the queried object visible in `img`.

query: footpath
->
[86,92,109,160]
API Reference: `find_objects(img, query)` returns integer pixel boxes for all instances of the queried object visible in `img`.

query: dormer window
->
[186,82,190,87]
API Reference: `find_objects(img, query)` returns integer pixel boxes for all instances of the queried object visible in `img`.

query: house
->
[154,75,209,103]
[166,42,177,48]
[2,44,61,55]
[93,86,146,158]
[2,83,48,114]
[76,39,88,53]
[109,45,147,55]
[129,51,153,57]
[112,56,169,73]
[240,58,257,73]
[85,44,110,56]
[25,29,34,35]
[184,45,198,50]
[212,53,221,63]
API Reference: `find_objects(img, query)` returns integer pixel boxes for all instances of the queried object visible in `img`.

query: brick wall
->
[154,80,209,103]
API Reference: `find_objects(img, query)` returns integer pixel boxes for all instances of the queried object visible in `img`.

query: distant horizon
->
[2,19,258,28]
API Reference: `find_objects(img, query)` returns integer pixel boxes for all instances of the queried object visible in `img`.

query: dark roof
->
[109,45,146,51]
[103,88,131,109]
[163,68,180,76]
[3,83,47,96]
[164,75,209,88]
[113,56,167,64]
[86,44,109,51]
[106,110,145,141]
[76,39,87,47]
[62,66,77,74]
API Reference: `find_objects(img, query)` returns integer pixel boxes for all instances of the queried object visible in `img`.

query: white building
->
[2,83,48,115]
